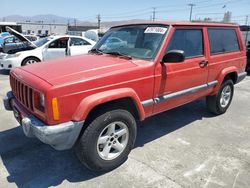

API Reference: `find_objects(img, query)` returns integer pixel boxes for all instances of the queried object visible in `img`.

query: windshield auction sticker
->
[144,27,168,34]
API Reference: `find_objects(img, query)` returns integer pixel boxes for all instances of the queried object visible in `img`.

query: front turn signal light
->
[52,97,59,121]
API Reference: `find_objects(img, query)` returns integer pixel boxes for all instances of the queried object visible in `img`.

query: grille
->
[10,73,34,111]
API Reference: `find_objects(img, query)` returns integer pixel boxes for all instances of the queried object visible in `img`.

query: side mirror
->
[161,50,185,63]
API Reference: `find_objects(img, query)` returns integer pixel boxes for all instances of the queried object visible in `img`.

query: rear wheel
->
[22,57,40,66]
[75,109,137,172]
[206,79,234,115]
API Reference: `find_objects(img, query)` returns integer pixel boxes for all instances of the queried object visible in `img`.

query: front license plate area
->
[13,107,21,124]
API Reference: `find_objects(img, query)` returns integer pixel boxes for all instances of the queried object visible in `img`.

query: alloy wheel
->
[97,121,129,160]
[220,85,232,108]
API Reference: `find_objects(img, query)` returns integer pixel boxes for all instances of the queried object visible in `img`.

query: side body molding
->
[72,88,146,122]
[141,80,218,107]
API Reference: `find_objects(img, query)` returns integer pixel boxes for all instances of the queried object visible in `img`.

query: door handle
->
[199,60,208,68]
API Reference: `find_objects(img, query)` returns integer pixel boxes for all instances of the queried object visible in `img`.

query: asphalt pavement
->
[0,69,250,188]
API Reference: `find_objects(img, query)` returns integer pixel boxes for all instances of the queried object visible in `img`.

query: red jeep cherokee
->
[3,22,247,171]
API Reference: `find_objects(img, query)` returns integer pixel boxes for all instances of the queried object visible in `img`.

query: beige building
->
[19,22,68,35]
[0,22,21,33]
[1,21,105,37]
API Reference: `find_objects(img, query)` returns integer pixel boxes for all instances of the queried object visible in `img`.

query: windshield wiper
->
[88,48,103,55]
[105,51,132,60]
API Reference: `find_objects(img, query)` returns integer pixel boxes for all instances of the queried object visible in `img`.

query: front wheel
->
[75,109,137,172]
[22,57,40,66]
[206,79,234,115]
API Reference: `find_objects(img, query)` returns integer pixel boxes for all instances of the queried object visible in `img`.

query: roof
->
[0,22,19,26]
[112,21,239,28]
[49,35,88,39]
[68,26,99,32]
[47,35,95,43]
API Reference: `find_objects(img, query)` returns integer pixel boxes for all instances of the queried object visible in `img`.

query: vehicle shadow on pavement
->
[0,69,10,75]
[0,99,213,187]
[0,126,102,187]
[135,99,213,147]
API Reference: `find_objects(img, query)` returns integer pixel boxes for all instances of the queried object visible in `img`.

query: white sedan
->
[0,28,96,70]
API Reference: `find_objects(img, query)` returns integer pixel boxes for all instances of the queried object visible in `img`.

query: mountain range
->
[0,14,146,27]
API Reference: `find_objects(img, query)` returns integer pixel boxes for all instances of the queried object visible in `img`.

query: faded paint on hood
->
[20,54,139,86]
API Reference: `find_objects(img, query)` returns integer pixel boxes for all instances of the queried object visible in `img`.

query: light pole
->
[97,14,101,29]
[188,3,195,21]
[245,15,249,46]
[152,7,156,21]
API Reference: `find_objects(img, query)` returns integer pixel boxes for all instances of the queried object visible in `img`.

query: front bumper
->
[0,56,21,70]
[3,92,84,150]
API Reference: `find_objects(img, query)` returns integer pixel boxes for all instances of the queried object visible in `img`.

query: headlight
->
[34,91,45,113]
[39,93,45,108]
[6,53,21,58]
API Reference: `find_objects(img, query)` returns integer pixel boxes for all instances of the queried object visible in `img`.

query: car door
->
[153,27,211,113]
[67,37,93,56]
[43,37,69,60]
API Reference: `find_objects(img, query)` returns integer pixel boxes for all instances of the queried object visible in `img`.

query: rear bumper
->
[3,92,84,150]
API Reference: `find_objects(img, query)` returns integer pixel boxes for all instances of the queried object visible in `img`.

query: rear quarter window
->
[208,28,240,55]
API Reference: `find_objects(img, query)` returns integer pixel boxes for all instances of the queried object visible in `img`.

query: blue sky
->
[1,0,250,24]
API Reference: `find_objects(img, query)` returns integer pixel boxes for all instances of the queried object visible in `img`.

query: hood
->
[6,27,37,47]
[20,54,138,86]
[3,43,35,54]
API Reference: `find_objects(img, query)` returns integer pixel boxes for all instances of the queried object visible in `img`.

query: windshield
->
[94,25,168,60]
[33,37,49,47]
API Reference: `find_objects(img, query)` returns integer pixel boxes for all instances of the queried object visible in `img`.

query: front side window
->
[208,28,240,55]
[48,37,69,48]
[167,29,203,58]
[94,25,168,60]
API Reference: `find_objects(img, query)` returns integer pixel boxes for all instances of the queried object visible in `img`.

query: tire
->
[75,109,137,172]
[206,79,234,115]
[22,57,40,66]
